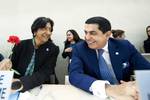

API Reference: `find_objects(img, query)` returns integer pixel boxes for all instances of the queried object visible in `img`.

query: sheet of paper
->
[0,71,14,100]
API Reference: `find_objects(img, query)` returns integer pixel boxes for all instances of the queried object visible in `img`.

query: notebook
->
[135,70,150,100]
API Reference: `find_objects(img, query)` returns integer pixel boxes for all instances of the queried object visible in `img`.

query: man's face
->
[34,23,52,45]
[84,24,111,49]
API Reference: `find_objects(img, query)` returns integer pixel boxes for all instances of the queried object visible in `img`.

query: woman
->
[11,17,59,92]
[144,26,150,53]
[62,29,83,60]
[111,29,125,40]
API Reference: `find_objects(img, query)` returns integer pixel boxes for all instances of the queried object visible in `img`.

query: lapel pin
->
[46,48,49,51]
[115,52,119,55]
[122,62,127,68]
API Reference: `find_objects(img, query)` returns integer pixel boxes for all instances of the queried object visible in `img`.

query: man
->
[69,16,150,100]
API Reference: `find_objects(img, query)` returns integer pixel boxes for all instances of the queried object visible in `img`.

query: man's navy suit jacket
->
[69,38,150,93]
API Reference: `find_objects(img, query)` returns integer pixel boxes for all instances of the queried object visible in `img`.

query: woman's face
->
[66,31,74,42]
[34,23,52,45]
[147,27,150,36]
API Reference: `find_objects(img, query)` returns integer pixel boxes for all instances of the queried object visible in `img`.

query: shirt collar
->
[102,41,108,52]
[96,41,109,56]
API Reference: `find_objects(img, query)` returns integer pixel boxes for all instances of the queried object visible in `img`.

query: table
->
[18,85,102,100]
[141,53,150,56]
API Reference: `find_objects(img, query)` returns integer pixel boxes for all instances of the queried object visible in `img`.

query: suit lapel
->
[108,39,123,81]
[84,44,100,78]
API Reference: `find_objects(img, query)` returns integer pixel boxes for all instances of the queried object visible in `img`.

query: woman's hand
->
[0,59,12,70]
[65,47,72,52]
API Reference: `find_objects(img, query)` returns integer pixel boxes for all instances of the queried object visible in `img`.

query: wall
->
[0,0,150,83]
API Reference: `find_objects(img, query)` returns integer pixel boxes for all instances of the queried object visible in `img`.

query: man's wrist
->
[105,84,118,98]
[89,80,110,99]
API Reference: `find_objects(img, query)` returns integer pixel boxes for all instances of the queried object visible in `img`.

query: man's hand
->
[114,95,137,100]
[120,81,139,100]
[0,59,12,70]
[106,81,139,100]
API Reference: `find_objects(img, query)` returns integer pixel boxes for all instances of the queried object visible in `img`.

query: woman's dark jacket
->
[62,39,83,59]
[11,39,59,92]
[144,38,150,53]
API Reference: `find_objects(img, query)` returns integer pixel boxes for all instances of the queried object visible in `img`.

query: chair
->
[139,46,145,53]
[50,74,59,84]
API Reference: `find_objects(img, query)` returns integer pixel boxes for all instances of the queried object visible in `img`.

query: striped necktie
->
[25,50,35,76]
[98,49,118,84]
[25,39,35,76]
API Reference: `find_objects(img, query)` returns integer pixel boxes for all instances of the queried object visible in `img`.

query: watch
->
[11,80,22,90]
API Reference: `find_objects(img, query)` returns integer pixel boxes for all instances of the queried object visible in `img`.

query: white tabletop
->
[141,53,150,56]
[18,85,102,100]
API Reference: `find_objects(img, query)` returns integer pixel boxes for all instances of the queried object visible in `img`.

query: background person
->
[62,29,83,61]
[111,29,125,40]
[143,25,150,53]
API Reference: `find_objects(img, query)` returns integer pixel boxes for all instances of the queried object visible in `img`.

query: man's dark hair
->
[85,16,111,33]
[31,17,54,35]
